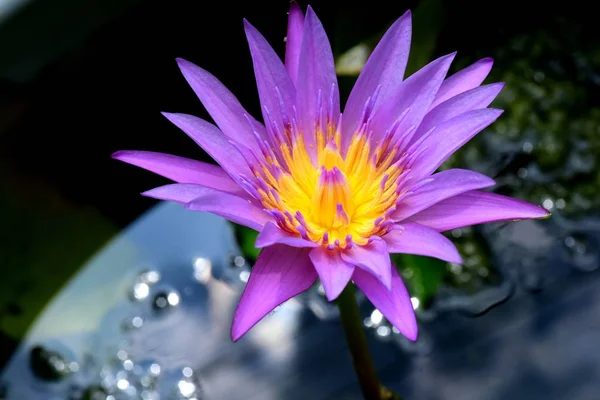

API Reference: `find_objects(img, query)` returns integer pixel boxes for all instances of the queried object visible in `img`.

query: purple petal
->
[244,20,296,138]
[112,150,243,194]
[143,183,222,203]
[342,10,411,148]
[255,221,318,248]
[185,192,272,231]
[353,266,417,341]
[309,247,355,301]
[340,238,392,290]
[413,83,504,144]
[408,190,550,232]
[391,169,495,221]
[409,108,503,179]
[430,57,494,110]
[231,245,317,341]
[296,6,340,150]
[161,113,253,179]
[383,223,462,263]
[285,1,305,86]
[176,58,264,153]
[370,53,455,146]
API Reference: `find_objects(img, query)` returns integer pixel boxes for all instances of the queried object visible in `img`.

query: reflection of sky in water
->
[2,199,600,398]
[0,203,307,399]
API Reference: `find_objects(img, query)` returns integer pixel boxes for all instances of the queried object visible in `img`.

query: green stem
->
[337,285,401,400]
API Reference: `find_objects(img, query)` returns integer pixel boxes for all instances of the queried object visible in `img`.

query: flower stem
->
[337,284,401,400]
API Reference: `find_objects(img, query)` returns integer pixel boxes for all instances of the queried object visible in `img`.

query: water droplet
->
[116,378,130,390]
[149,363,161,376]
[140,390,160,400]
[449,263,462,275]
[182,367,194,378]
[129,282,150,302]
[152,290,180,312]
[555,198,566,209]
[134,361,160,389]
[233,255,246,267]
[193,258,212,283]
[410,297,420,310]
[542,198,554,210]
[239,270,250,283]
[138,269,161,285]
[533,71,545,82]
[376,325,391,338]
[370,309,383,325]
[522,141,534,153]
[517,167,528,178]
[123,359,134,371]
[317,284,325,295]
[68,361,79,373]
[117,349,128,361]
[121,315,144,332]
[29,345,73,381]
[177,380,197,397]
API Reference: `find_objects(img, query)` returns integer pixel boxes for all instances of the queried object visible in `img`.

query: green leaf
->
[392,253,446,308]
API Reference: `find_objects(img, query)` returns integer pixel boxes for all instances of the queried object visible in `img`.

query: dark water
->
[1,0,599,398]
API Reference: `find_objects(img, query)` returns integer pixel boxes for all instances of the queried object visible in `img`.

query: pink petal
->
[296,6,340,151]
[353,266,417,341]
[112,150,243,195]
[383,223,462,263]
[285,1,305,86]
[231,245,317,341]
[340,238,392,290]
[408,190,550,232]
[391,169,495,221]
[410,108,503,179]
[430,57,494,110]
[244,20,296,138]
[413,82,504,144]
[370,53,455,146]
[342,10,411,149]
[255,221,317,248]
[185,191,272,231]
[176,58,265,154]
[161,112,253,179]
[309,247,355,301]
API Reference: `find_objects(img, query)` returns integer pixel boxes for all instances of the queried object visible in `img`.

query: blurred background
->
[1,0,600,398]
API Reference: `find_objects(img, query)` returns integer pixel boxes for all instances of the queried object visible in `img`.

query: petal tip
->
[230,322,245,342]
[175,57,190,68]
[404,326,419,342]
[289,0,302,13]
[111,150,126,160]
[450,253,464,265]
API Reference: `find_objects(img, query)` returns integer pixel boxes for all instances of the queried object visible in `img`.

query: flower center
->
[252,122,404,248]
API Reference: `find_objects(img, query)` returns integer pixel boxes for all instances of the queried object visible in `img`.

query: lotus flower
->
[113,3,549,341]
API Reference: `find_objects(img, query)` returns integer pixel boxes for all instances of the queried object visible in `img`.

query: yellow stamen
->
[254,124,403,248]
